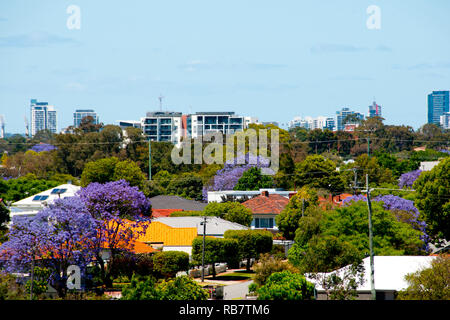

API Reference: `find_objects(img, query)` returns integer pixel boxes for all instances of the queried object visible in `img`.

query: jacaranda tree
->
[77,180,152,287]
[0,197,99,297]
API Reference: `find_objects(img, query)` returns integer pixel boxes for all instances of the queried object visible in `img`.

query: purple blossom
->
[29,143,57,153]
[0,197,99,293]
[398,170,422,189]
[343,194,429,251]
[202,153,272,201]
[438,149,450,155]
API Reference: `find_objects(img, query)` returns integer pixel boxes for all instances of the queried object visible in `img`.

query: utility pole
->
[201,216,207,283]
[367,135,370,157]
[352,168,358,195]
[148,139,152,181]
[365,174,376,300]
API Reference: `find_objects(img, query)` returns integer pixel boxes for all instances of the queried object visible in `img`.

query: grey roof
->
[149,195,207,211]
[153,216,248,236]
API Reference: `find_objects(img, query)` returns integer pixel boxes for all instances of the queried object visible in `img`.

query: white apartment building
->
[30,99,57,136]
[440,112,450,129]
[289,116,335,131]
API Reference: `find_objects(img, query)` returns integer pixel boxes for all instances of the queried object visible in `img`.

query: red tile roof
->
[152,208,183,218]
[242,193,289,214]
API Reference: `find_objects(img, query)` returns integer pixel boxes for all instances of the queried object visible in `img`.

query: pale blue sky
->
[1,0,450,133]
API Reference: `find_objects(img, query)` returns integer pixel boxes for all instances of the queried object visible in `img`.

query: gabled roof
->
[153,216,248,236]
[138,221,198,246]
[308,256,437,292]
[152,208,183,218]
[242,193,289,214]
[12,184,81,209]
[149,195,207,211]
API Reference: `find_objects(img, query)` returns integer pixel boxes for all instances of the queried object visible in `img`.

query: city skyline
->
[1,1,450,133]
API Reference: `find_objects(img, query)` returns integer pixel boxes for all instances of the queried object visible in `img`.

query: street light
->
[200,216,207,283]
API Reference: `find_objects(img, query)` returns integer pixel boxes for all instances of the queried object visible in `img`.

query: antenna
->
[158,94,164,111]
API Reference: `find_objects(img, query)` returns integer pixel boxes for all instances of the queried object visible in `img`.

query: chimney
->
[261,191,269,197]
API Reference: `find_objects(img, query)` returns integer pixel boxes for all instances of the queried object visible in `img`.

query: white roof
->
[12,184,81,209]
[309,256,436,292]
[153,216,248,236]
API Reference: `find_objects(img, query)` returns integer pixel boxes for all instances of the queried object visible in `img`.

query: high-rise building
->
[441,112,450,130]
[335,107,364,131]
[428,91,449,125]
[186,112,257,139]
[73,109,99,128]
[289,116,336,131]
[368,101,382,118]
[118,110,257,146]
[141,111,183,144]
[30,99,57,136]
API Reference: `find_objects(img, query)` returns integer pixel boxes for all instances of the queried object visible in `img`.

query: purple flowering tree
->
[0,197,99,297]
[29,143,57,153]
[202,153,272,201]
[342,194,429,251]
[77,180,152,287]
[398,170,422,189]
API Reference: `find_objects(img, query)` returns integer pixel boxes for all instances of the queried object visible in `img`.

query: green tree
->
[166,173,203,201]
[203,202,253,226]
[80,157,146,189]
[275,187,319,240]
[397,255,450,300]
[234,167,274,191]
[288,201,426,273]
[191,237,240,278]
[113,159,146,189]
[256,270,315,300]
[294,155,345,192]
[152,251,190,279]
[252,253,299,288]
[224,230,273,272]
[413,157,450,240]
[80,157,119,186]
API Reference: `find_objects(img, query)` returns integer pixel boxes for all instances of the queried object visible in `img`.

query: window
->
[32,195,49,201]
[254,218,274,229]
[51,188,67,194]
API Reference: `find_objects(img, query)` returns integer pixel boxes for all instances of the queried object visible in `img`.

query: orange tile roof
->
[137,221,198,246]
[242,193,289,214]
[152,208,183,218]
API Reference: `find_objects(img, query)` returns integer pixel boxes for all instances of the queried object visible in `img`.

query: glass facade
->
[73,109,99,128]
[30,99,57,136]
[428,91,450,125]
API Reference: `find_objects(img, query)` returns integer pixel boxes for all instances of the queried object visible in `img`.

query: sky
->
[1,0,450,133]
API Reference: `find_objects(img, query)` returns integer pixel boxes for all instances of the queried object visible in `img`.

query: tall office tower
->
[428,91,449,125]
[335,107,364,131]
[186,112,257,139]
[141,111,183,145]
[73,109,99,127]
[30,99,57,136]
[441,112,450,130]
[368,101,382,118]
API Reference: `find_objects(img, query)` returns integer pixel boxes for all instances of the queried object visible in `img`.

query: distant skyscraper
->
[441,112,450,130]
[73,109,99,128]
[335,107,364,131]
[30,99,57,136]
[368,101,382,118]
[428,91,449,125]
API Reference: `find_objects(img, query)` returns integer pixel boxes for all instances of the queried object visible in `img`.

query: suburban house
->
[241,190,290,231]
[149,195,208,217]
[135,216,248,256]
[207,188,295,203]
[8,183,81,221]
[307,255,437,300]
